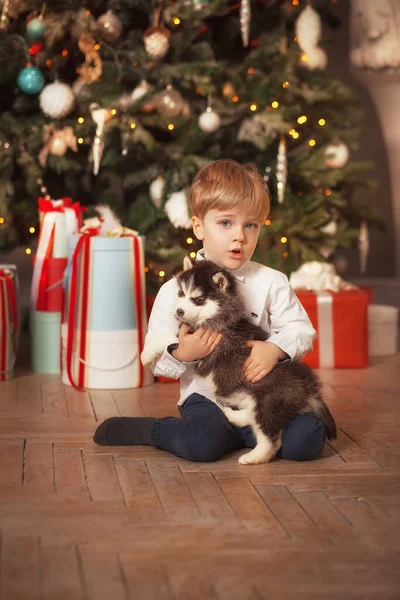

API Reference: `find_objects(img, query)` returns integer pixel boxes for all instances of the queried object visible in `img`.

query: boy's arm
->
[265,273,316,362]
[141,279,188,379]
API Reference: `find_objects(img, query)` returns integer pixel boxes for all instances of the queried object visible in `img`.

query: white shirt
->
[143,251,316,406]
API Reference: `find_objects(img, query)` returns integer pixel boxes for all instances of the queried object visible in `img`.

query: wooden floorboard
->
[1,356,400,598]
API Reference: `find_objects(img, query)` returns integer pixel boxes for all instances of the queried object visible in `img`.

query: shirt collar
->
[195,249,250,282]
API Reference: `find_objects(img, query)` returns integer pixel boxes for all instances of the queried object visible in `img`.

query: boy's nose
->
[232,228,245,242]
[176,308,184,316]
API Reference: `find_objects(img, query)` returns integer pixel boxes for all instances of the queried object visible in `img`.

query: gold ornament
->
[39,124,78,167]
[77,33,103,85]
[276,136,287,204]
[90,103,112,175]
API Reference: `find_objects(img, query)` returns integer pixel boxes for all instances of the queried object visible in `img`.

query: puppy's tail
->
[317,402,337,441]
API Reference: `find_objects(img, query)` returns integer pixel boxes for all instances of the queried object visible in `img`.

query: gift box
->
[39,197,85,237]
[61,326,153,389]
[296,289,369,368]
[63,229,153,390]
[31,256,67,312]
[0,265,19,381]
[30,311,61,374]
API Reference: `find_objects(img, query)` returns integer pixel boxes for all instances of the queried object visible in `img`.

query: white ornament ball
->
[131,80,151,103]
[303,47,328,70]
[49,136,68,157]
[96,10,123,43]
[324,142,350,168]
[149,177,165,209]
[198,108,221,133]
[143,28,170,59]
[39,81,75,118]
[165,190,192,229]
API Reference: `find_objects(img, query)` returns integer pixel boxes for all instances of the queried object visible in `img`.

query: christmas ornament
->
[240,0,251,48]
[324,142,350,169]
[17,66,45,95]
[143,27,170,59]
[276,137,287,204]
[295,5,321,53]
[131,79,151,103]
[198,107,221,133]
[165,190,192,229]
[149,177,165,209]
[96,10,123,43]
[28,41,44,56]
[77,33,103,85]
[358,220,369,274]
[26,16,46,40]
[155,85,184,117]
[303,47,328,70]
[0,0,10,31]
[39,124,78,167]
[39,81,75,118]
[319,220,338,259]
[90,103,112,176]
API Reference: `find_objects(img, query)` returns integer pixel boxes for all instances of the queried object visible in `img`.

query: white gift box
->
[61,325,153,390]
[368,305,399,356]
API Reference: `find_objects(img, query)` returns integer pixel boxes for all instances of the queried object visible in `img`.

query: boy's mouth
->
[228,248,243,258]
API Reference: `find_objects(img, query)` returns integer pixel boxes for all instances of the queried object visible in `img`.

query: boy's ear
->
[183,256,194,271]
[192,216,204,240]
[212,272,229,292]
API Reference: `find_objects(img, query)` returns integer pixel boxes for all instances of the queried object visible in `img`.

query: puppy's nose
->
[176,308,184,317]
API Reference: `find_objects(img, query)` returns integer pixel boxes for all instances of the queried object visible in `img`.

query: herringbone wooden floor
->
[1,356,400,599]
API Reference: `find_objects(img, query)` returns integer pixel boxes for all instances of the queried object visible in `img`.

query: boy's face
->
[192,209,263,271]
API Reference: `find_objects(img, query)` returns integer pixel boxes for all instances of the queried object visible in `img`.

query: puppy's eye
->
[192,297,205,306]
[178,290,184,297]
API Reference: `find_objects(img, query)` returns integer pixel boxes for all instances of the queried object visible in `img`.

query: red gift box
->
[32,256,68,312]
[296,289,369,369]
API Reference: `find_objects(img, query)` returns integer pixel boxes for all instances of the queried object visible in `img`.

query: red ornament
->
[29,41,44,56]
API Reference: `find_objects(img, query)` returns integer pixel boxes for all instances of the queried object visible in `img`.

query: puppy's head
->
[175,259,243,329]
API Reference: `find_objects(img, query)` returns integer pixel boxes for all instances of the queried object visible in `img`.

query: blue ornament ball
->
[26,17,46,40]
[17,67,45,95]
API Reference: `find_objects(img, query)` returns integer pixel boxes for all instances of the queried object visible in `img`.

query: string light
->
[271,101,279,109]
[292,132,299,139]
[29,227,35,233]
[250,104,257,111]
[168,124,174,130]
[297,115,307,124]
[186,237,193,244]
[61,49,68,57]
[25,248,32,255]
[159,271,165,277]
[283,252,289,258]
[289,129,296,136]
[247,68,255,74]
[78,137,84,144]
[46,59,52,67]
[318,118,326,126]
[232,95,239,102]
[130,122,136,129]
[190,252,196,259]
[282,81,290,88]
[77,117,84,124]
[309,139,316,147]
[94,43,100,50]
[0,217,4,224]
[111,109,117,115]
[281,236,287,243]
[4,143,9,149]
[144,266,149,273]
[173,17,180,25]
[301,54,308,62]
[292,0,299,5]
[325,189,332,196]
[265,219,271,226]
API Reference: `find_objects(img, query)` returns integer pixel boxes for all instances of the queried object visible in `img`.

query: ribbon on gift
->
[66,230,146,390]
[316,290,334,368]
[31,208,59,310]
[0,268,18,380]
[39,197,86,236]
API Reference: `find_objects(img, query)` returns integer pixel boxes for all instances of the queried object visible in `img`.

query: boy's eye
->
[219,220,230,227]
[246,223,258,230]
[192,297,205,306]
[178,290,184,297]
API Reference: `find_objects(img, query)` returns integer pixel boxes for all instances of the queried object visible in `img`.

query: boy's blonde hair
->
[189,159,270,222]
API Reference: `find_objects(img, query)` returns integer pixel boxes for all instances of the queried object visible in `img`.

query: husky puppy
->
[143,258,337,465]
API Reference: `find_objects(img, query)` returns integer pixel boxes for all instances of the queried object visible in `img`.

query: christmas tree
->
[0,0,383,292]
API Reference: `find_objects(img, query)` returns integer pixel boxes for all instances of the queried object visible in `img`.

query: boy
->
[94,160,326,462]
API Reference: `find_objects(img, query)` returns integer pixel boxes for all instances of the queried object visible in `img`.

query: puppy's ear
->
[212,272,229,292]
[183,255,194,271]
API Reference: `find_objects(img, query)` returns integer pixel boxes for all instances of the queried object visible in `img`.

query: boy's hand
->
[172,324,223,362]
[243,341,288,383]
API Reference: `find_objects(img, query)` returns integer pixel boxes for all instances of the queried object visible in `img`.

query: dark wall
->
[325,0,395,277]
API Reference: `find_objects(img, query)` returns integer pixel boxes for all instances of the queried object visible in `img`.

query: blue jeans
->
[151,393,327,462]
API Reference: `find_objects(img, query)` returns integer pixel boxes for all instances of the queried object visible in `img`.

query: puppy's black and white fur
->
[142,258,336,465]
